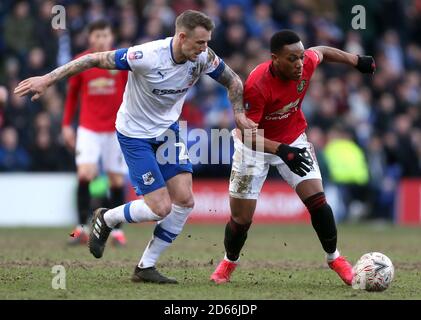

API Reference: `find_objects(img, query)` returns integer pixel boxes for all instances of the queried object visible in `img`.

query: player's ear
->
[179,31,187,42]
[271,53,278,62]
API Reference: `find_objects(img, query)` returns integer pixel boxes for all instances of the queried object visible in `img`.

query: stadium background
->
[1,0,421,226]
[1,0,421,302]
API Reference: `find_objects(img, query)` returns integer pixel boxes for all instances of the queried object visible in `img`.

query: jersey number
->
[175,142,189,160]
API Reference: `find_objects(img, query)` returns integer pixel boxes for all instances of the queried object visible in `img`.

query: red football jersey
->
[244,49,320,144]
[62,50,128,132]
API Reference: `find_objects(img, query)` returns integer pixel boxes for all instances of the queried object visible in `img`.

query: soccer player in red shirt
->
[63,20,129,246]
[211,30,376,286]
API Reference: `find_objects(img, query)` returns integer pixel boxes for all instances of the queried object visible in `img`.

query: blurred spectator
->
[144,0,175,30]
[247,3,279,38]
[4,94,34,147]
[392,114,420,176]
[365,134,398,221]
[3,1,37,58]
[172,0,201,16]
[35,0,58,68]
[24,47,49,78]
[344,31,365,56]
[324,125,370,221]
[0,126,30,171]
[86,0,106,23]
[203,0,222,30]
[0,86,7,129]
[30,129,61,172]
[380,30,405,78]
[311,97,337,131]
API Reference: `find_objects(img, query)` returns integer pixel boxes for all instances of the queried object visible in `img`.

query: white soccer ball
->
[352,252,394,292]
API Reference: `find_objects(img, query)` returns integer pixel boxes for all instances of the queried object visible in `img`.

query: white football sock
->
[138,204,192,268]
[326,249,340,262]
[104,200,161,228]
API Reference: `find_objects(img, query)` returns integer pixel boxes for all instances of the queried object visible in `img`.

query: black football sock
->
[109,186,125,230]
[224,217,252,261]
[77,180,91,226]
[304,192,337,254]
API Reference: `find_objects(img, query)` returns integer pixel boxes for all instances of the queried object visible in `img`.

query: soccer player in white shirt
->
[15,10,257,284]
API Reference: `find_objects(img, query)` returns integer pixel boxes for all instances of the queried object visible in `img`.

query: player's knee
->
[78,169,96,182]
[174,196,194,209]
[231,207,254,225]
[232,215,253,225]
[78,173,93,183]
[151,201,172,218]
[108,173,125,188]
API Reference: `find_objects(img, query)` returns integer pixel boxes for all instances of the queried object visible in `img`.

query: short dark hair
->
[175,10,215,32]
[88,19,112,34]
[270,30,301,54]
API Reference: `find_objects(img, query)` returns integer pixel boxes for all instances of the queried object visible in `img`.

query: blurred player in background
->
[62,20,128,246]
[210,30,376,286]
[15,10,256,284]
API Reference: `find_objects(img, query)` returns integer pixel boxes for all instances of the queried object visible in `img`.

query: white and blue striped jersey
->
[114,37,225,138]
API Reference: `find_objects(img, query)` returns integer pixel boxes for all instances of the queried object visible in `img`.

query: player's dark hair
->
[175,10,215,32]
[88,19,112,34]
[270,30,301,54]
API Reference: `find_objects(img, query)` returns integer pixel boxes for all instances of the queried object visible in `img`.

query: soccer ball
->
[352,252,394,292]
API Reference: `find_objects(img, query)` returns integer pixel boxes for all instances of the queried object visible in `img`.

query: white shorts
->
[75,126,128,174]
[229,131,322,200]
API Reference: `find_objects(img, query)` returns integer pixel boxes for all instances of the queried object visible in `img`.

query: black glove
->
[276,144,312,177]
[355,55,376,74]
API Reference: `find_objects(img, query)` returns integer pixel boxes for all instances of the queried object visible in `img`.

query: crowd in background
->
[1,0,421,222]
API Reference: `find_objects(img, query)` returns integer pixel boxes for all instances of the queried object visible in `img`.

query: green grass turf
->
[0,223,420,300]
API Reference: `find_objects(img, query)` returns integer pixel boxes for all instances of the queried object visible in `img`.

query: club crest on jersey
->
[297,80,307,93]
[142,172,155,185]
[129,50,143,60]
[188,66,197,76]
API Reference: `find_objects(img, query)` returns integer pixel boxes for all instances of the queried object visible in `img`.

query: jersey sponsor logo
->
[264,98,301,121]
[152,88,189,95]
[142,172,155,186]
[297,79,307,93]
[129,50,143,60]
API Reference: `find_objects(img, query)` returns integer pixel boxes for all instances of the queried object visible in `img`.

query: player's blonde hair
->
[175,10,215,33]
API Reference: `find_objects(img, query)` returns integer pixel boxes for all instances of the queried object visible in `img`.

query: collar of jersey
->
[170,38,187,65]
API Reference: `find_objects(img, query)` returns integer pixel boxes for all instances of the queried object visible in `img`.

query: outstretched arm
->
[14,51,116,101]
[309,46,376,74]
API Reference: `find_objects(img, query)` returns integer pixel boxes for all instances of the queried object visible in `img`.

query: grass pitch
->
[0,223,420,300]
